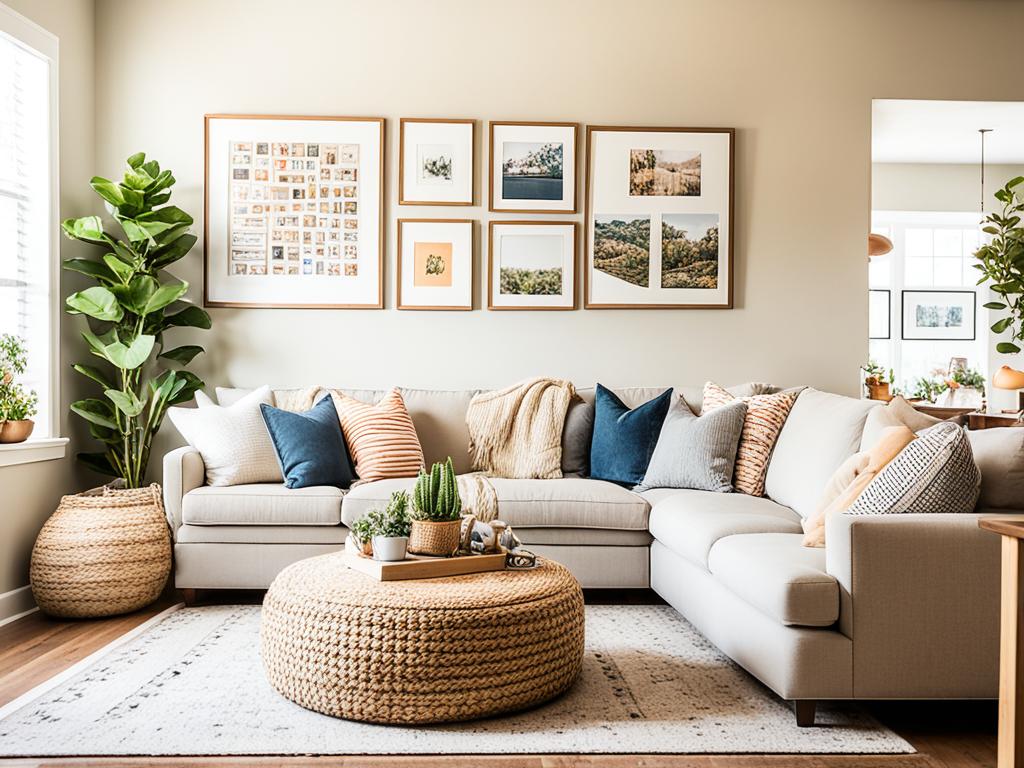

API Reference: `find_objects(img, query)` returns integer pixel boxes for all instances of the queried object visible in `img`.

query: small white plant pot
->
[372,536,408,562]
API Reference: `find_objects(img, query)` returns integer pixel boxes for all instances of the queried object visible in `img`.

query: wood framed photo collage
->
[203,115,733,311]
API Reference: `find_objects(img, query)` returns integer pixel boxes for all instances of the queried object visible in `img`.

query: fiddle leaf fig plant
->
[975,176,1024,354]
[61,152,210,487]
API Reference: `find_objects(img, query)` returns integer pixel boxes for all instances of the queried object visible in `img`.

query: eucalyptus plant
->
[61,152,209,487]
[975,176,1024,354]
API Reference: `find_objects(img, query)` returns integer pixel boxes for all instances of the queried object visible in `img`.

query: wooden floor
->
[0,590,997,768]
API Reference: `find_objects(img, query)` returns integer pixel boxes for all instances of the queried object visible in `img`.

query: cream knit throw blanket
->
[466,377,576,480]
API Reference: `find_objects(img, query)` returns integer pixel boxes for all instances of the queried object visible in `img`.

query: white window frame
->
[0,3,66,467]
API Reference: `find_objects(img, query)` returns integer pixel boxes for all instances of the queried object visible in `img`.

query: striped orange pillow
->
[329,388,424,480]
[701,382,797,497]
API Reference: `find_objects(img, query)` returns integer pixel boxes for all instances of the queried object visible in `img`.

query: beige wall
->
[873,163,1024,213]
[0,0,94,614]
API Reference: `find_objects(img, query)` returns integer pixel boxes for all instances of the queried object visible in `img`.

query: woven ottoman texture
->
[260,553,585,724]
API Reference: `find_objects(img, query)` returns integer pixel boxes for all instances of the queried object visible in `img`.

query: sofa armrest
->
[825,511,1005,698]
[163,446,205,538]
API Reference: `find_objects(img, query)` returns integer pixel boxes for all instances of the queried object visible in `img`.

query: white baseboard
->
[0,585,38,627]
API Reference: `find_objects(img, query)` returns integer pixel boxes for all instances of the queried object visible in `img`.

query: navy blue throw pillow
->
[260,396,356,489]
[589,384,673,486]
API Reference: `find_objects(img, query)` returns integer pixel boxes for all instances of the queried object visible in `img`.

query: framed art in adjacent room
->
[901,289,976,340]
[488,221,577,310]
[583,125,733,309]
[204,113,385,308]
[399,118,475,206]
[869,289,891,339]
[488,121,578,213]
[396,219,474,310]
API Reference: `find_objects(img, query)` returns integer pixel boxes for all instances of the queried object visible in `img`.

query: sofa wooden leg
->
[794,699,817,727]
[180,588,198,606]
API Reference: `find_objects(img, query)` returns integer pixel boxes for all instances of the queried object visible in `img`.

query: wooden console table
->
[980,516,1024,768]
[970,412,1023,431]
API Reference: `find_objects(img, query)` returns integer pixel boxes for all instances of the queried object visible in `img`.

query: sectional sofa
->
[162,383,1024,724]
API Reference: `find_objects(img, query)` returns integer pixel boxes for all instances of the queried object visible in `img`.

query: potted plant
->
[0,335,39,443]
[370,491,412,562]
[409,456,463,557]
[862,361,895,401]
[975,176,1024,355]
[349,515,375,557]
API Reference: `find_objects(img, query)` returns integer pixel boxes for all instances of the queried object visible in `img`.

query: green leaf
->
[167,371,204,406]
[118,218,152,244]
[158,345,203,365]
[140,160,160,179]
[983,226,1000,235]
[110,274,157,314]
[984,301,1008,310]
[88,422,120,445]
[143,280,188,314]
[992,317,1014,334]
[126,152,146,169]
[104,334,155,370]
[72,363,112,388]
[102,253,135,283]
[77,451,118,477]
[147,192,171,206]
[63,257,118,284]
[148,233,196,268]
[66,286,124,322]
[104,388,145,417]
[135,206,193,241]
[89,176,125,207]
[81,329,112,359]
[997,341,1022,354]
[61,215,105,243]
[123,166,154,190]
[70,398,117,429]
[164,304,211,329]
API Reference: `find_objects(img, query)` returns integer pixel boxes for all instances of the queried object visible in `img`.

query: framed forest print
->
[584,125,733,309]
[204,114,385,308]
[396,219,474,310]
[488,221,577,310]
[399,118,475,206]
[489,121,578,213]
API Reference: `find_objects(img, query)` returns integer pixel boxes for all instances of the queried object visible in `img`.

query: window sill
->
[0,437,69,468]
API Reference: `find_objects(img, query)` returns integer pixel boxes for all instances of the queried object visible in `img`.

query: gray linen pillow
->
[637,397,747,492]
[561,398,594,477]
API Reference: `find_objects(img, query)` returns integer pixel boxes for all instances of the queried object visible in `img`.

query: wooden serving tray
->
[342,538,506,581]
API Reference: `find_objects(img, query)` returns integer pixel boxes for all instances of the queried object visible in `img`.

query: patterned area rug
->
[0,604,913,756]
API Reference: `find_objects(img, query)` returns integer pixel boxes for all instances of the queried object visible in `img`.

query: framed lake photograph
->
[901,289,976,340]
[205,114,385,308]
[584,125,733,308]
[869,289,891,339]
[488,221,577,310]
[396,218,474,310]
[489,121,578,213]
[399,118,474,206]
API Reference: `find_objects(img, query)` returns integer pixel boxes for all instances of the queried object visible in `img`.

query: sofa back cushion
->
[764,388,877,518]
[398,387,480,473]
[576,382,775,414]
[969,427,1024,510]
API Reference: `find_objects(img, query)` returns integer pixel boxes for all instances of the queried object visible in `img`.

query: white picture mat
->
[491,123,576,211]
[401,121,473,203]
[206,117,382,306]
[399,220,473,308]
[587,129,730,306]
[901,290,976,340]
[490,223,575,308]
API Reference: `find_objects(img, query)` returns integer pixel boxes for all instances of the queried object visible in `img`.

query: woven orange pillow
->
[329,388,424,480]
[701,382,798,496]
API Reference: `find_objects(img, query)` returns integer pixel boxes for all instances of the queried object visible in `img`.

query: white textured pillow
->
[168,385,282,486]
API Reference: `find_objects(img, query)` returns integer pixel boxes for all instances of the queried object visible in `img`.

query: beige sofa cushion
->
[764,388,877,518]
[399,387,480,474]
[177,524,348,544]
[182,484,343,526]
[858,395,937,451]
[647,489,801,568]
[341,477,649,530]
[969,427,1024,510]
[708,533,839,627]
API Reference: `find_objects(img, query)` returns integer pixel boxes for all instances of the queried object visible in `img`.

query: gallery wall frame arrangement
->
[869,289,891,339]
[204,113,386,309]
[583,125,734,309]
[488,121,579,214]
[901,289,977,341]
[399,118,475,206]
[396,218,474,310]
[487,221,578,311]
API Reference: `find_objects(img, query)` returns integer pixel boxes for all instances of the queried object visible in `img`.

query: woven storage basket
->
[261,553,585,724]
[30,483,171,618]
[407,518,461,556]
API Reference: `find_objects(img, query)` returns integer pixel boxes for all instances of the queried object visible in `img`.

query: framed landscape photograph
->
[488,221,577,310]
[869,289,891,339]
[399,118,474,206]
[489,121,578,213]
[901,289,976,340]
[584,125,733,309]
[204,114,385,308]
[396,219,474,310]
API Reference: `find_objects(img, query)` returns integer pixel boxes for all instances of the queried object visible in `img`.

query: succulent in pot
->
[348,515,375,557]
[409,457,463,557]
[369,490,412,562]
[0,334,39,444]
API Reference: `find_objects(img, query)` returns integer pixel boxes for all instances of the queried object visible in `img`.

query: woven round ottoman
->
[260,553,585,724]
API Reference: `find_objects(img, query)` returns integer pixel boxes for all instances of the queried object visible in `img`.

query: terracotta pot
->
[866,382,891,402]
[0,419,34,443]
[408,518,462,557]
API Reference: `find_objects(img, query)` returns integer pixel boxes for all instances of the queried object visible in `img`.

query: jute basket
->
[407,518,461,556]
[30,483,171,618]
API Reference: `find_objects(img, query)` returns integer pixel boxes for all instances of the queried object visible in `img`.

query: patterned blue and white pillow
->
[847,422,980,515]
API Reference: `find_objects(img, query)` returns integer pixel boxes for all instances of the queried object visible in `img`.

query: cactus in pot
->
[408,457,463,556]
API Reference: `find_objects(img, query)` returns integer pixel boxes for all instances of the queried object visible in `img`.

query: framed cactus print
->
[396,219,474,310]
[204,114,385,308]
